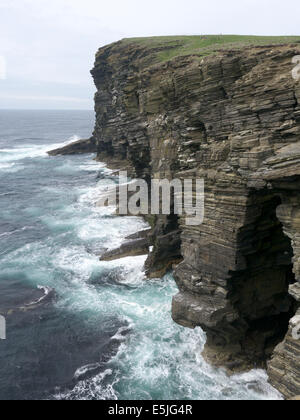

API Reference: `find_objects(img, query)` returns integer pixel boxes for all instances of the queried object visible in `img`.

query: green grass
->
[121,35,300,63]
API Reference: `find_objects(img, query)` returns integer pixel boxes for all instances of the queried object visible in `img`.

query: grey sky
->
[0,0,300,110]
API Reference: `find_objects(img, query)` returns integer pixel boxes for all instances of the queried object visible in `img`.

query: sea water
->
[0,110,282,400]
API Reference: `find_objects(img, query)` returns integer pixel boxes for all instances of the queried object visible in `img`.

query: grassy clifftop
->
[121,35,300,63]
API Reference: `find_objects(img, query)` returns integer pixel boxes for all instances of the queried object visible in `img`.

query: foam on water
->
[0,162,23,173]
[54,269,282,400]
[51,161,282,400]
[0,114,283,400]
[0,226,33,238]
[74,363,104,380]
[0,134,82,172]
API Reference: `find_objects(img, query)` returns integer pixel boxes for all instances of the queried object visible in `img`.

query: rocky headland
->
[49,35,300,399]
[48,138,96,156]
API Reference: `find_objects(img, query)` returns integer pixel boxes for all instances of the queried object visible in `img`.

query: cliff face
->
[91,38,300,398]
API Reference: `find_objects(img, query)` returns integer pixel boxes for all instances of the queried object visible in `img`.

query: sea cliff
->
[53,36,300,398]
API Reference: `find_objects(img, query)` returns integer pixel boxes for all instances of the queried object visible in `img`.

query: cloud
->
[0,94,90,103]
[0,77,94,109]
[0,56,7,80]
[1,0,300,109]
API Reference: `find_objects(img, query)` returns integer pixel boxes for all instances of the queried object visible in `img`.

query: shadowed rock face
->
[91,40,300,398]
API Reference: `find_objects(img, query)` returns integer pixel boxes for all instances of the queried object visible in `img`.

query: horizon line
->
[0,108,94,111]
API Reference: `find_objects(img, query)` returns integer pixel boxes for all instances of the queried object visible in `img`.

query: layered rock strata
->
[89,40,300,398]
[48,138,96,156]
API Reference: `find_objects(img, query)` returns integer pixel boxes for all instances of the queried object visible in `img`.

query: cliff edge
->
[90,35,300,398]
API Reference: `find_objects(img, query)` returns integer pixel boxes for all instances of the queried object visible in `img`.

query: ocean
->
[0,110,282,400]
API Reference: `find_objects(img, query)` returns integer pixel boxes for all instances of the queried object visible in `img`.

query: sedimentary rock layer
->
[48,138,96,156]
[100,238,150,262]
[91,39,300,398]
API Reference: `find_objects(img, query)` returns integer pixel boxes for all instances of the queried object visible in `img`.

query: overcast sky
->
[0,0,300,110]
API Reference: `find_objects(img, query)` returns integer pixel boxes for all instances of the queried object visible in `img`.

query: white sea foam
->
[23,286,53,307]
[0,226,33,238]
[47,172,283,400]
[50,256,282,401]
[0,139,282,401]
[79,161,106,172]
[74,363,103,380]
[74,176,148,249]
[55,369,117,401]
[111,324,134,342]
[0,162,23,173]
[56,297,282,401]
[0,134,84,165]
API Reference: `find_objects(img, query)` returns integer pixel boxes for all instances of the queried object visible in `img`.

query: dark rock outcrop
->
[100,237,150,262]
[48,138,96,156]
[90,38,300,398]
[100,229,153,262]
[126,228,152,241]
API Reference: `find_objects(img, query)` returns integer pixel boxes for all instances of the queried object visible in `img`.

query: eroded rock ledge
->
[48,138,96,156]
[90,39,300,398]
